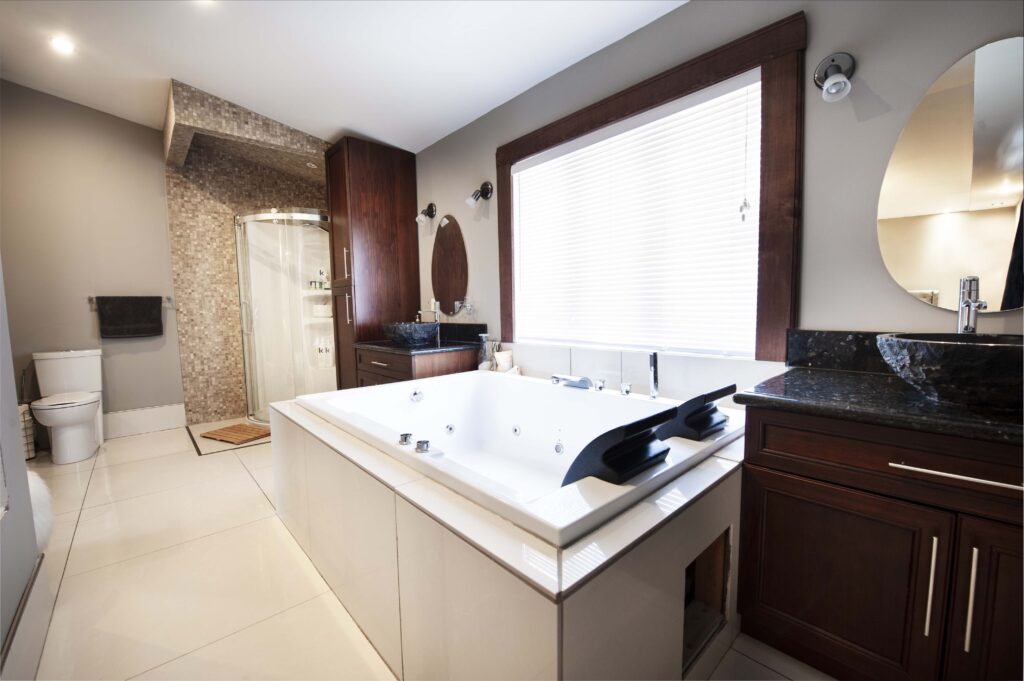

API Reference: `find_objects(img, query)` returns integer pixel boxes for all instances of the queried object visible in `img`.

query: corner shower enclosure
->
[235,209,336,422]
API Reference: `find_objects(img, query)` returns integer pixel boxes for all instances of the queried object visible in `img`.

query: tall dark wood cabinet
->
[739,407,1022,681]
[326,137,419,389]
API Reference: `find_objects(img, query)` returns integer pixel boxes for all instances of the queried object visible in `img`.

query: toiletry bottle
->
[478,333,494,370]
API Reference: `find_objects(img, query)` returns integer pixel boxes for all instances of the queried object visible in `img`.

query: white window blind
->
[512,69,761,357]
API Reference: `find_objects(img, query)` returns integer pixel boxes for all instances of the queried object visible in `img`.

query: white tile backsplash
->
[506,342,571,378]
[503,345,788,405]
[568,347,622,389]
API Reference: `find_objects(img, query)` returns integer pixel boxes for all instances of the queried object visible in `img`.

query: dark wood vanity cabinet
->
[354,346,478,387]
[326,137,419,389]
[739,408,1022,681]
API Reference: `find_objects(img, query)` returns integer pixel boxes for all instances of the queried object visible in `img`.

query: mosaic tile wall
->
[166,139,325,424]
[164,80,327,183]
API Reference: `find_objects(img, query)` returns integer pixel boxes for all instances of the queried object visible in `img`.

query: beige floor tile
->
[134,593,395,681]
[44,470,93,515]
[83,450,246,508]
[251,466,275,506]
[96,428,195,468]
[236,442,272,473]
[711,649,787,680]
[28,452,98,479]
[37,517,328,681]
[67,473,275,576]
[731,634,833,680]
[44,511,80,595]
[190,419,270,455]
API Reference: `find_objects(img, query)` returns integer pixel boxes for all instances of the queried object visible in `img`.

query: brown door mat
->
[200,423,270,445]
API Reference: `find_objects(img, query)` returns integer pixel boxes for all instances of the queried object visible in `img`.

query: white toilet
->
[31,349,104,465]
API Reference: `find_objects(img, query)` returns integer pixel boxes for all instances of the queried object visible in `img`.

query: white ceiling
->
[0,0,685,152]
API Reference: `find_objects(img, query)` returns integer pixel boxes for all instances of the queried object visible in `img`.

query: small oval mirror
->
[877,37,1023,312]
[431,215,469,315]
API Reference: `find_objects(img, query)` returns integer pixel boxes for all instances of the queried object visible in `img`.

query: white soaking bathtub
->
[297,370,741,546]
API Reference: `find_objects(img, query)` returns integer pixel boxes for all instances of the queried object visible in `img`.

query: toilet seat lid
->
[32,392,100,409]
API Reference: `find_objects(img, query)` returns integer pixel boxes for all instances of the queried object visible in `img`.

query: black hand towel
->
[95,296,164,338]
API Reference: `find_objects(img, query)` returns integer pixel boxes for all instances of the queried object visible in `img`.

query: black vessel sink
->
[876,333,1023,410]
[383,322,440,347]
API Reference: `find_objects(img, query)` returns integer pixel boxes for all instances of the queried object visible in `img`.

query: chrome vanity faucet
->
[957,276,987,333]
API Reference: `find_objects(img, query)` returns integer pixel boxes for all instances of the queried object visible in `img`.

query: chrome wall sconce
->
[465,181,494,207]
[415,202,437,225]
[814,52,856,102]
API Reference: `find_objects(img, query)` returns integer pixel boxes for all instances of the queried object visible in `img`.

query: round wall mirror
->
[431,215,469,315]
[878,37,1023,312]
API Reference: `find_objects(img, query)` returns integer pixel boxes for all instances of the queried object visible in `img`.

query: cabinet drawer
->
[356,348,412,380]
[357,370,400,387]
[746,408,1023,524]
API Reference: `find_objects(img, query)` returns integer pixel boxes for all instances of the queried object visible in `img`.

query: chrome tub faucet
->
[551,374,595,390]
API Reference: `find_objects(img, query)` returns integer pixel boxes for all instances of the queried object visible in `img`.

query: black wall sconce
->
[465,181,494,207]
[415,202,437,225]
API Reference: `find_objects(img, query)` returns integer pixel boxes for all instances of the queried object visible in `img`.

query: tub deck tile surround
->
[560,443,742,592]
[271,400,745,598]
[397,477,560,595]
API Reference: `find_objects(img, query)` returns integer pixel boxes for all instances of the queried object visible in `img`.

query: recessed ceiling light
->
[305,162,318,169]
[49,35,76,56]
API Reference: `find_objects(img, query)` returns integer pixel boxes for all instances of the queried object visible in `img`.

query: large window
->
[512,70,761,356]
[496,12,805,361]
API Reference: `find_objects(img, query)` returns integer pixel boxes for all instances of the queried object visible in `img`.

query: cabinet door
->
[326,141,352,288]
[268,410,309,551]
[333,285,357,389]
[305,437,403,677]
[944,515,1022,680]
[344,138,419,340]
[740,465,954,680]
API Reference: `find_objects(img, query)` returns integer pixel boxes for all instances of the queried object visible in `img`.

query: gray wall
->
[0,256,39,650]
[416,0,1024,338]
[0,81,184,412]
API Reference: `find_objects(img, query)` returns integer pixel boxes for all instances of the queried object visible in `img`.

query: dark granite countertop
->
[735,368,1023,445]
[354,340,479,356]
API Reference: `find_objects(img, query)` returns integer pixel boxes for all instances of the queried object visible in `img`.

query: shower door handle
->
[344,293,352,325]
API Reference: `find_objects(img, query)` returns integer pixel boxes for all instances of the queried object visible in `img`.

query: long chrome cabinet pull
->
[370,361,389,368]
[964,547,979,653]
[924,536,938,637]
[888,462,1024,491]
[343,247,350,280]
[344,293,352,325]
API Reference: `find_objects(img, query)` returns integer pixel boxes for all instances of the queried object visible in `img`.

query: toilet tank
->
[32,349,102,396]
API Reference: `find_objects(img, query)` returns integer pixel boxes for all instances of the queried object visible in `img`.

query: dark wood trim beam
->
[496,165,514,342]
[496,12,806,166]
[756,51,804,361]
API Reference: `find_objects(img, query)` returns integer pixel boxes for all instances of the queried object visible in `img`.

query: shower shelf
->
[302,290,331,298]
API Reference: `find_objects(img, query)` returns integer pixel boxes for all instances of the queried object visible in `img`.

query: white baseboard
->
[0,555,53,681]
[103,403,186,439]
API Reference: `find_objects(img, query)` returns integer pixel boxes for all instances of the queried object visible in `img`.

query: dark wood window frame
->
[495,12,806,361]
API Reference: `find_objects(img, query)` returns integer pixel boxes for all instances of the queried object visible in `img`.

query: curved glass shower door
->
[235,209,336,422]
